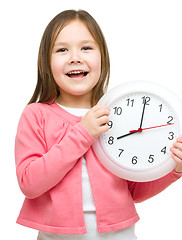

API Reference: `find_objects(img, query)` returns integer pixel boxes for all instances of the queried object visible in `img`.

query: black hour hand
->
[117,130,139,140]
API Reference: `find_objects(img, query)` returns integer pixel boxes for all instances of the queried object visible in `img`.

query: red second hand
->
[129,123,175,133]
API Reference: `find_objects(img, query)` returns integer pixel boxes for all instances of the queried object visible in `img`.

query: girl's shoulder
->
[22,102,63,116]
[17,103,49,130]
[21,102,49,119]
[21,102,82,124]
[24,102,50,111]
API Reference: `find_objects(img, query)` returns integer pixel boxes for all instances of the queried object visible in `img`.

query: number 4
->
[161,146,167,154]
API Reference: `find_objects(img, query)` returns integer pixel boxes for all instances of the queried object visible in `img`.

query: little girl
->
[15,9,182,240]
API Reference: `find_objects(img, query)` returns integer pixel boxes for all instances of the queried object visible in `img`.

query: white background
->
[1,0,182,239]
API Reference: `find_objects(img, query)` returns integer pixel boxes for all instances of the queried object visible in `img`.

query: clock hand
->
[117,131,139,140]
[117,123,174,140]
[139,98,147,129]
[117,99,148,140]
[129,123,175,133]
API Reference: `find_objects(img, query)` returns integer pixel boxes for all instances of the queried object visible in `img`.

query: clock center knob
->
[138,128,143,132]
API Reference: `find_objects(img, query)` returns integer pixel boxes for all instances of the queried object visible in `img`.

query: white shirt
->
[57,104,95,212]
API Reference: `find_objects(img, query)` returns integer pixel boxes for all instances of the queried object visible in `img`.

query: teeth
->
[68,70,84,75]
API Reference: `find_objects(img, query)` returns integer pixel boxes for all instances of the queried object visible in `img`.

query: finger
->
[97,115,109,126]
[173,140,182,151]
[176,136,182,143]
[170,147,182,160]
[171,153,181,165]
[94,104,110,111]
[93,122,110,138]
[91,104,102,111]
[171,153,182,173]
[94,106,110,118]
[92,104,107,110]
[98,124,110,135]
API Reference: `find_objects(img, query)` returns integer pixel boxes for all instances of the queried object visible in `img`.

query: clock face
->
[100,92,179,171]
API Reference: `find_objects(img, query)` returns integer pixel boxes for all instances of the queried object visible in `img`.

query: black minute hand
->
[139,98,147,128]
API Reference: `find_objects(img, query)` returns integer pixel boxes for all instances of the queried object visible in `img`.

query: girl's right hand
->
[80,104,110,139]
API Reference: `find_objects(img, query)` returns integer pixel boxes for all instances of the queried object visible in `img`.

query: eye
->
[82,46,93,51]
[56,48,68,53]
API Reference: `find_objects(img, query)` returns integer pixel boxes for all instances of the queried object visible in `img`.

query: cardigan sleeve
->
[128,170,182,203]
[15,104,95,199]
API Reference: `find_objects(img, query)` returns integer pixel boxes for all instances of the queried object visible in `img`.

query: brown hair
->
[28,9,110,107]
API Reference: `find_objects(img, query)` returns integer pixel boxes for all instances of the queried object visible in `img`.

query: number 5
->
[148,154,154,163]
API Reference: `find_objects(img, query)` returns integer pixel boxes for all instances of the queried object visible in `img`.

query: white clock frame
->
[92,81,182,182]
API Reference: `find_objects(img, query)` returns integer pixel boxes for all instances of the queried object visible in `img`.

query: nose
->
[69,50,82,64]
[70,59,81,64]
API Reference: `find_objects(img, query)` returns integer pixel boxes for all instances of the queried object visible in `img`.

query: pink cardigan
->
[15,102,182,234]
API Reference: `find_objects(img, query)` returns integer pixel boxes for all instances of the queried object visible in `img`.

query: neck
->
[56,94,92,109]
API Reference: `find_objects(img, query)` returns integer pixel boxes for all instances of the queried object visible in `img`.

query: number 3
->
[168,132,174,140]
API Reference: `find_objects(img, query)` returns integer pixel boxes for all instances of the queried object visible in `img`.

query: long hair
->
[28,10,110,107]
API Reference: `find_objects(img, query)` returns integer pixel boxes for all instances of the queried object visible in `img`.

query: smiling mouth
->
[66,70,89,78]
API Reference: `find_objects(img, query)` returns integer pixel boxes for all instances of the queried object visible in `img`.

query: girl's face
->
[51,20,101,108]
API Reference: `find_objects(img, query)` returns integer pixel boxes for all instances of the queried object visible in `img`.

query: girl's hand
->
[80,104,110,139]
[171,136,182,173]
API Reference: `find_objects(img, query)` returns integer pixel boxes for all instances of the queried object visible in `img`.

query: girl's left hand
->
[171,136,182,173]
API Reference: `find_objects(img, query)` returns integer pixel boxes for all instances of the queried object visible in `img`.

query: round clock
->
[92,80,182,182]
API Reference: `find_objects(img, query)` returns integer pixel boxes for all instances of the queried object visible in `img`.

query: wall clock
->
[92,81,182,182]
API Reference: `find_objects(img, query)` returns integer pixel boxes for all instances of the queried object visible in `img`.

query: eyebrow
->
[54,40,97,47]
